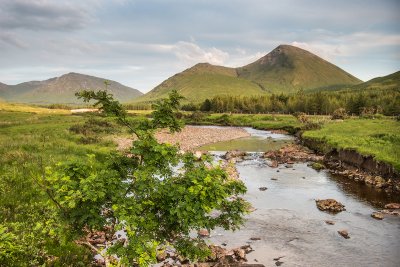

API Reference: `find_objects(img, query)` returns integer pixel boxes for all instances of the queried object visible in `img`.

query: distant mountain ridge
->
[350,70,400,91]
[0,73,142,104]
[136,44,363,103]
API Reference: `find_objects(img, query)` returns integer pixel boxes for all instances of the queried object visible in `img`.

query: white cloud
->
[170,41,229,65]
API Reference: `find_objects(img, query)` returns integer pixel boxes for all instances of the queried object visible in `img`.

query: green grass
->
[185,113,304,133]
[302,118,400,170]
[0,101,70,114]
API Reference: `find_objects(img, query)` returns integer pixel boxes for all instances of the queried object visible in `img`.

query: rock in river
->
[224,150,247,160]
[385,203,400,209]
[315,199,346,213]
[371,212,384,220]
[338,229,350,239]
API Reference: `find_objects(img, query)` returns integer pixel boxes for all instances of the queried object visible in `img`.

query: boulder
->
[385,203,400,209]
[316,199,346,213]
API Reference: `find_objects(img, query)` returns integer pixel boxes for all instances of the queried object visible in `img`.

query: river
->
[198,126,400,267]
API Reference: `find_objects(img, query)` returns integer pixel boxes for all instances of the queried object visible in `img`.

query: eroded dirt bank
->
[300,137,400,193]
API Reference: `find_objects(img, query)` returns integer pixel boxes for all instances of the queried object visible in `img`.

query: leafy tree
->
[38,90,249,266]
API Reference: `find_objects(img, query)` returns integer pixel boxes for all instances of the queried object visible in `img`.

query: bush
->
[302,121,323,130]
[187,111,206,123]
[293,112,309,123]
[69,117,117,135]
[331,108,348,120]
[216,114,232,126]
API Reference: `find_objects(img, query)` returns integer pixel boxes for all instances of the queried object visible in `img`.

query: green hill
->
[137,63,265,103]
[0,73,142,104]
[350,70,400,90]
[136,44,362,103]
[237,45,362,93]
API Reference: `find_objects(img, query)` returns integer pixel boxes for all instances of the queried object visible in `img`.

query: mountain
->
[237,45,361,93]
[350,70,400,91]
[0,73,142,104]
[136,44,362,103]
[136,63,265,103]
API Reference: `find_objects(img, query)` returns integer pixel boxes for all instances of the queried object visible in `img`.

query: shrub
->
[331,108,348,120]
[293,112,309,123]
[216,114,232,126]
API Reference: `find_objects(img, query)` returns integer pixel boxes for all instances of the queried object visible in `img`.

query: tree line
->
[181,88,400,116]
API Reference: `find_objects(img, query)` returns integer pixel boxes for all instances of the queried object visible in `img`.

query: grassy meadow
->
[303,118,400,171]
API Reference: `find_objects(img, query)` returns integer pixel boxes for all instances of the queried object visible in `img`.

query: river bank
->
[184,114,400,192]
[115,125,250,151]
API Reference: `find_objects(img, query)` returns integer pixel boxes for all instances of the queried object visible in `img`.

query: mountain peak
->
[0,73,142,104]
[237,44,361,92]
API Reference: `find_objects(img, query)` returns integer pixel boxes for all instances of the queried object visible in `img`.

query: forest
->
[179,88,400,116]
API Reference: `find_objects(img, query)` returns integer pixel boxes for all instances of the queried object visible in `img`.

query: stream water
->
[199,127,400,267]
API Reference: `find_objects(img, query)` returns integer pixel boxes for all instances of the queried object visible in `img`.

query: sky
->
[0,0,399,93]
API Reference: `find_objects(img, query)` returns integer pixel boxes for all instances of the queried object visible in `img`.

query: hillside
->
[136,63,266,103]
[237,45,362,93]
[0,73,142,104]
[350,70,400,91]
[137,44,362,103]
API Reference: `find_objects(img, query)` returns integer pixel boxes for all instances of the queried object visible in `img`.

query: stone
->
[156,251,167,262]
[224,150,247,160]
[325,220,335,225]
[338,230,350,239]
[380,209,400,216]
[198,229,210,237]
[240,245,253,254]
[268,160,279,168]
[385,203,400,209]
[371,212,384,220]
[311,162,325,171]
[374,176,386,188]
[259,187,268,191]
[271,178,278,181]
[316,199,346,213]
[234,248,246,260]
[194,151,203,160]
[250,237,261,241]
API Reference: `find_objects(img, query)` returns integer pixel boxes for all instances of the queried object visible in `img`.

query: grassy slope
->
[350,70,400,91]
[0,101,70,114]
[237,45,362,93]
[302,118,400,170]
[136,63,265,103]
